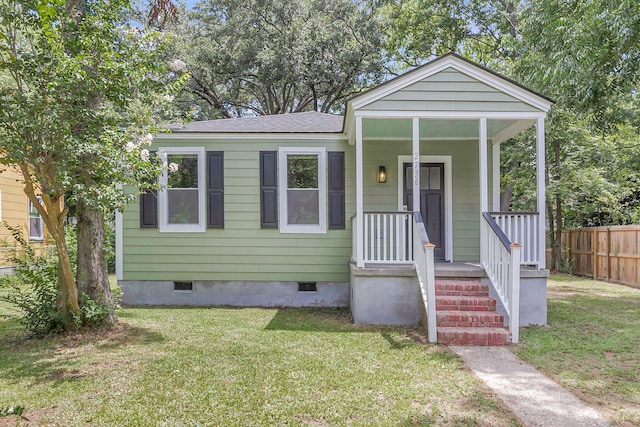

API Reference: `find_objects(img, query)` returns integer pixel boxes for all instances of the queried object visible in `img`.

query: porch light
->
[378,165,387,184]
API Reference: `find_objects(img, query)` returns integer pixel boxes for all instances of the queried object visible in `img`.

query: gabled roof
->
[347,52,554,113]
[169,111,343,133]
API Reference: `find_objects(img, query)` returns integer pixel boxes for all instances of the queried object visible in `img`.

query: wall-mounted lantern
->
[378,165,387,184]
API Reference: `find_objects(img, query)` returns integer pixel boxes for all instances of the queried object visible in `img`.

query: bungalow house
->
[116,53,553,344]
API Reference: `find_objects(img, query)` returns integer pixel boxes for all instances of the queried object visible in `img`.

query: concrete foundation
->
[349,263,421,326]
[119,280,349,308]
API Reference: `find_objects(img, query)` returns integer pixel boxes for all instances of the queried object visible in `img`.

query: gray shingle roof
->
[169,111,344,133]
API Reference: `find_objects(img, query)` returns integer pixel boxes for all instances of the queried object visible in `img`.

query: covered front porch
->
[343,54,554,343]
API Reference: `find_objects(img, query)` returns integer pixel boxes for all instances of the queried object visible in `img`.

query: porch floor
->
[354,262,548,279]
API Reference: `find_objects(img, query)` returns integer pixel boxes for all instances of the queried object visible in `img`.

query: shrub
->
[1,223,115,335]
[0,223,72,336]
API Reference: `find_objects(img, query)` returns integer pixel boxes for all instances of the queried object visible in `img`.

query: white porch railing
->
[361,211,414,264]
[412,212,437,342]
[481,212,521,343]
[351,211,437,342]
[490,212,539,266]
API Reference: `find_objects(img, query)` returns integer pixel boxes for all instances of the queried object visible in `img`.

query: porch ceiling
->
[361,118,536,144]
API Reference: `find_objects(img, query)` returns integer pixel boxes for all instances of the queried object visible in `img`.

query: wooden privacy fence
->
[560,225,640,287]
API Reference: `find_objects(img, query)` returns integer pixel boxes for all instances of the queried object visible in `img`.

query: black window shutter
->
[207,151,224,228]
[260,151,278,228]
[328,151,345,229]
[139,188,158,228]
[140,152,158,228]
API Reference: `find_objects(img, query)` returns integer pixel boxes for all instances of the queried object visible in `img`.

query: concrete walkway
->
[450,346,609,427]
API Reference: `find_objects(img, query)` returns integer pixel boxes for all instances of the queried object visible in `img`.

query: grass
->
[0,303,519,426]
[514,274,640,426]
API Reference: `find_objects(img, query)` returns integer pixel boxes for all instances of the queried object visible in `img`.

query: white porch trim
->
[356,116,364,267]
[412,117,420,216]
[536,118,546,269]
[397,155,453,262]
[479,118,488,267]
[492,142,500,211]
[479,118,489,213]
[115,209,123,281]
[346,111,546,145]
[353,110,546,119]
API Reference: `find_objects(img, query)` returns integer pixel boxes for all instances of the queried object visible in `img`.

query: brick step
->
[436,310,504,328]
[437,326,512,346]
[435,280,489,297]
[436,295,497,311]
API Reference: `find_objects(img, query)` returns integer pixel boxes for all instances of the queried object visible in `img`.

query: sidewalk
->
[450,346,609,427]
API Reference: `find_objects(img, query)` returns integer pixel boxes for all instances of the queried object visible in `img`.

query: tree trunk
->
[49,217,81,323]
[500,182,513,211]
[19,163,80,326]
[548,138,563,271]
[76,199,116,324]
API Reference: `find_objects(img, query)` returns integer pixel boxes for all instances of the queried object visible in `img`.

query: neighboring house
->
[0,167,49,271]
[117,53,553,343]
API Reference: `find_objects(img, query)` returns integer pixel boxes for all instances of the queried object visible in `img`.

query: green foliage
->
[519,0,640,130]
[0,223,114,335]
[0,224,69,336]
[104,215,116,274]
[0,0,188,323]
[557,256,573,275]
[378,0,523,71]
[178,0,383,117]
[80,292,111,327]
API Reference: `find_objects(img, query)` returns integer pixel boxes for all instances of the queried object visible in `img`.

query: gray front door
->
[403,163,445,260]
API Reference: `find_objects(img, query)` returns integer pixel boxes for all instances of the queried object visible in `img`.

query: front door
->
[403,163,445,260]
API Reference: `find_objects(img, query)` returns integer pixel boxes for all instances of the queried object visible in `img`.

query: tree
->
[515,0,640,268]
[0,0,186,327]
[377,0,525,71]
[178,0,384,118]
[518,0,640,131]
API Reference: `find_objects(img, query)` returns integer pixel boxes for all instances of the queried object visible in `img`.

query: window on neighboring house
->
[278,147,326,233]
[28,196,44,241]
[158,147,206,232]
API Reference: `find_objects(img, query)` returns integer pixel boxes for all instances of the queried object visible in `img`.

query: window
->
[28,196,44,241]
[158,147,206,232]
[278,147,326,233]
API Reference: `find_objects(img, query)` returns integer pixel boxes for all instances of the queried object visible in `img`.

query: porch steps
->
[435,279,511,346]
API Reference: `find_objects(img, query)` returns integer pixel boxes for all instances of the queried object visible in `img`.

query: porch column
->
[536,117,546,269]
[479,118,488,265]
[479,118,488,212]
[356,115,364,268]
[412,117,420,215]
[492,142,500,211]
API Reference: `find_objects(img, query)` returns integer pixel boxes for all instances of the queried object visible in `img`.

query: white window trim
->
[28,195,45,241]
[278,147,327,234]
[158,147,206,233]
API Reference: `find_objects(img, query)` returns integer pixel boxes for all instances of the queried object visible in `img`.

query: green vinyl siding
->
[122,136,354,282]
[361,68,540,113]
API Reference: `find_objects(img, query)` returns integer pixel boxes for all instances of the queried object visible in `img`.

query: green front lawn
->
[515,275,640,426]
[1,306,518,426]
